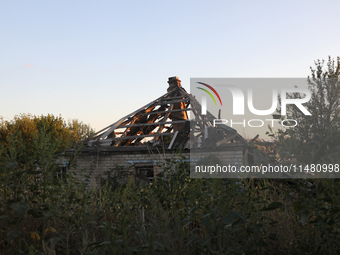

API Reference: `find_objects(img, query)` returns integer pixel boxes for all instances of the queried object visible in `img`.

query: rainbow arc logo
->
[196,82,222,115]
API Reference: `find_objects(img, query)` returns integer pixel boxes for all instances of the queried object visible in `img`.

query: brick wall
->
[68,146,245,188]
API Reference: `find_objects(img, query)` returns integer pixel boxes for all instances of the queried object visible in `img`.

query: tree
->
[0,113,94,164]
[270,56,340,164]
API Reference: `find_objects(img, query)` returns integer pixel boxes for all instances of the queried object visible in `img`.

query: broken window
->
[55,161,69,182]
[56,166,67,179]
[135,166,154,184]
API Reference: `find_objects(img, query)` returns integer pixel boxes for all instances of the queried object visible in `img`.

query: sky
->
[1,0,340,139]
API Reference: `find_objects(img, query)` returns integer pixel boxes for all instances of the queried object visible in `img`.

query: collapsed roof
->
[81,77,248,150]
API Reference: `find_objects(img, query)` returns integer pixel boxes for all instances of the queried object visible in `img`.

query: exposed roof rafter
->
[79,76,248,149]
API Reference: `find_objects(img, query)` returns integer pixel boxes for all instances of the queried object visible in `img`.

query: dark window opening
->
[56,166,67,178]
[135,166,154,183]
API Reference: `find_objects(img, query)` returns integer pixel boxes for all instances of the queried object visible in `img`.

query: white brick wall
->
[68,147,244,187]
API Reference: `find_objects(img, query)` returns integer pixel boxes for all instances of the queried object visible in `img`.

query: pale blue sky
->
[1,0,339,136]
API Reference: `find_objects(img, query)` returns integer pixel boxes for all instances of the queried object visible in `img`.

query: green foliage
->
[269,56,340,164]
[0,113,94,164]
[100,165,131,191]
[1,116,340,254]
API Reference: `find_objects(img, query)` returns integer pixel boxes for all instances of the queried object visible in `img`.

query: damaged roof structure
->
[69,77,251,186]
[80,76,248,150]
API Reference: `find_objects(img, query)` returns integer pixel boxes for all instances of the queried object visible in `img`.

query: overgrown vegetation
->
[269,56,340,164]
[0,113,94,163]
[1,127,340,254]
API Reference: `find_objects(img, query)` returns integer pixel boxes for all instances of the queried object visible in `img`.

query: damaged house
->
[67,77,250,187]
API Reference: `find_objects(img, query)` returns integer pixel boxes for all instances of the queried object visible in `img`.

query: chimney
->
[167,76,181,92]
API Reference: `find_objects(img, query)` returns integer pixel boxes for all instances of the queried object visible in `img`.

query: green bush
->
[1,129,340,254]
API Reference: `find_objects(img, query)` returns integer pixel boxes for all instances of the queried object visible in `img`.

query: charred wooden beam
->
[125,109,167,145]
[113,132,173,141]
[137,108,196,116]
[117,120,188,128]
[154,98,189,105]
[161,95,189,101]
[152,103,175,143]
[116,106,157,146]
